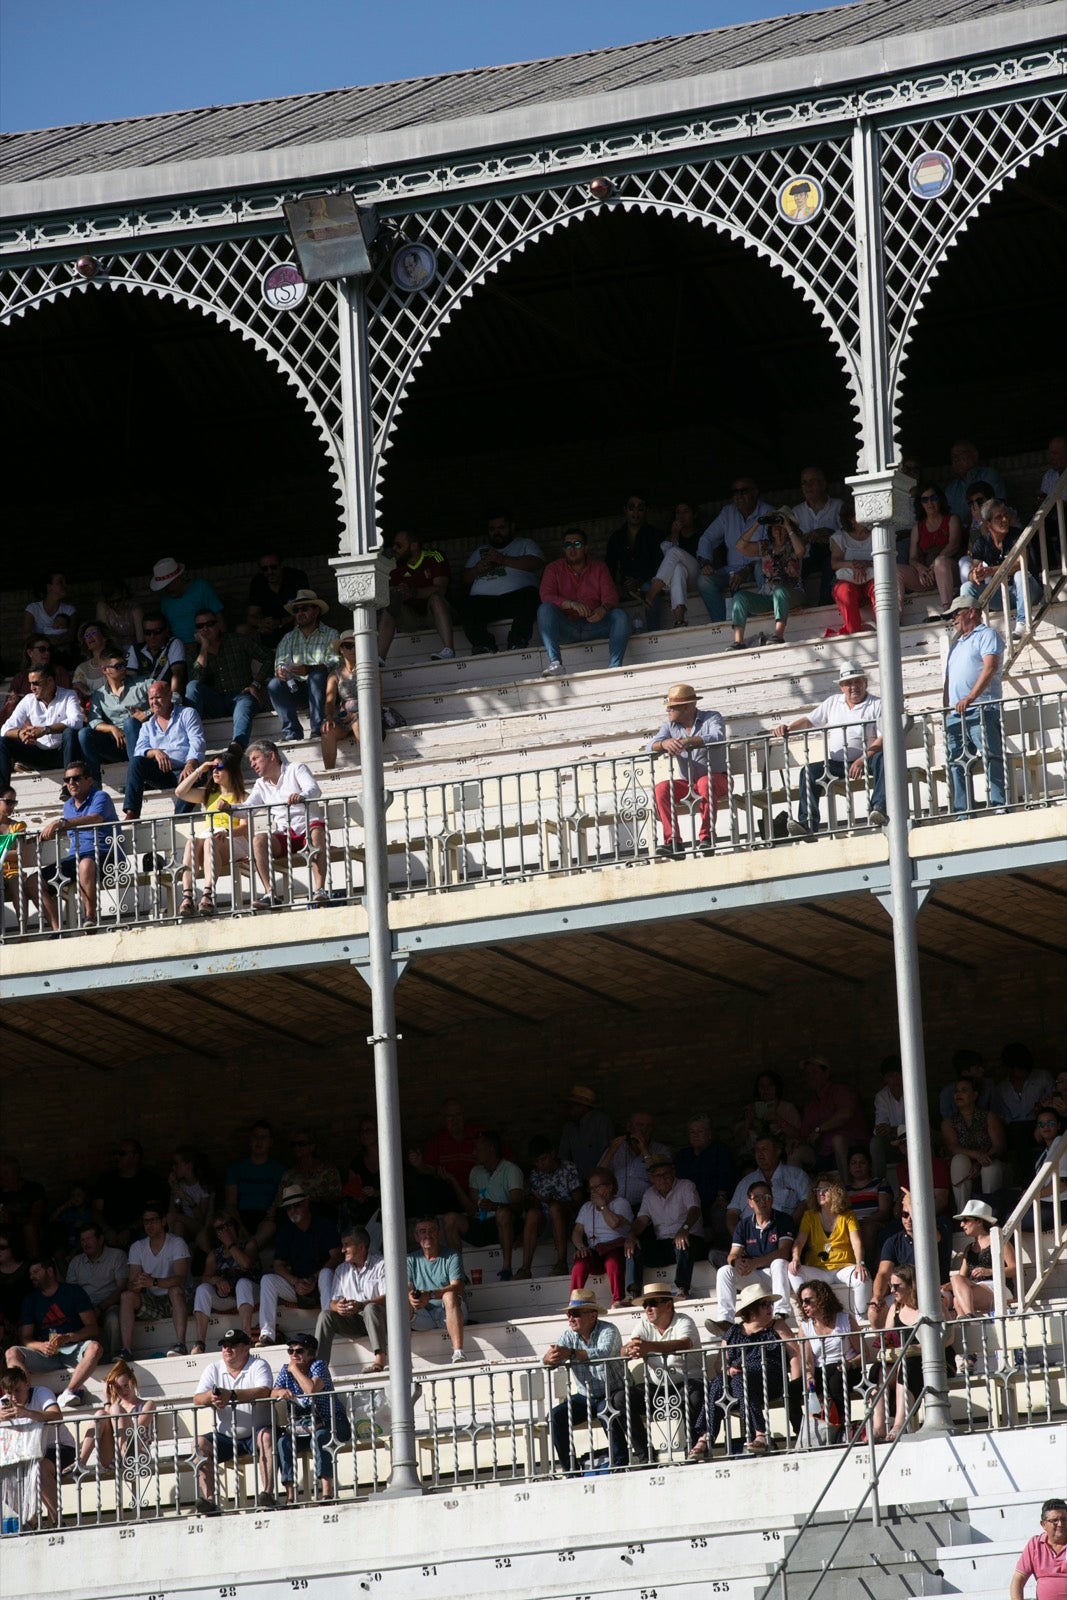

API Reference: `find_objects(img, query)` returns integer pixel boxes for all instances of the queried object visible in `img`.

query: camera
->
[757,514,785,528]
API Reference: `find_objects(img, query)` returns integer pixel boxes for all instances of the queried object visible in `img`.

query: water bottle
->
[805,1380,821,1416]
[2,1516,19,1535]
[279,657,299,694]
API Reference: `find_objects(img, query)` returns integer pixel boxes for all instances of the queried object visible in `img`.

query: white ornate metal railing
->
[2,1307,1063,1538]
[2,691,1063,942]
[992,1129,1067,1318]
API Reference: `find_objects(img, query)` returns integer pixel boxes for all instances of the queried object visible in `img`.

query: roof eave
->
[1,1,1061,222]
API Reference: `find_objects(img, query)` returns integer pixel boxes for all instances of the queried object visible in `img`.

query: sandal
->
[685,1436,709,1464]
[190,1341,206,1356]
[178,894,196,919]
[744,1432,769,1455]
[198,890,215,917]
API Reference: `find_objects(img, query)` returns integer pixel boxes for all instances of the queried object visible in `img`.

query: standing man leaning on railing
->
[647,683,728,858]
[942,596,1005,815]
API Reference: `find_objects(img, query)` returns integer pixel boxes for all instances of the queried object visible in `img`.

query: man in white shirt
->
[792,466,843,604]
[627,1154,705,1297]
[695,478,776,622]
[0,667,83,788]
[66,1222,128,1357]
[461,510,544,654]
[193,1328,275,1513]
[315,1226,387,1369]
[772,661,886,836]
[244,738,329,908]
[117,1204,191,1358]
[609,1283,702,1463]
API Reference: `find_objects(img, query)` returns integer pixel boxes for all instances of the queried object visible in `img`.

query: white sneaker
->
[541,660,564,677]
[58,1390,83,1409]
[450,1348,467,1363]
[431,647,455,661]
[868,809,888,828]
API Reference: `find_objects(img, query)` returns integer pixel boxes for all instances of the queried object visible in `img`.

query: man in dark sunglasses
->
[536,528,632,678]
[186,611,269,752]
[246,552,310,650]
[35,759,123,929]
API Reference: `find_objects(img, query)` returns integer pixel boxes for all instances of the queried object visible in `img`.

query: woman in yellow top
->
[175,748,249,917]
[789,1175,872,1318]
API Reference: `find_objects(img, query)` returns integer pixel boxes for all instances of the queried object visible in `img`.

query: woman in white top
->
[788,1279,861,1439]
[22,570,77,663]
[569,1166,633,1307]
[830,502,876,635]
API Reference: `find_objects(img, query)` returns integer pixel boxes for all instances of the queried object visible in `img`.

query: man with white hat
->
[559,1085,613,1183]
[942,595,1005,815]
[647,683,728,858]
[543,1286,623,1472]
[610,1283,702,1463]
[256,1184,341,1347]
[149,557,223,649]
[267,590,340,742]
[772,661,886,836]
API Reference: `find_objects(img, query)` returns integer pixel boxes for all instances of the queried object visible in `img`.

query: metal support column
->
[332,278,421,1492]
[849,117,952,1433]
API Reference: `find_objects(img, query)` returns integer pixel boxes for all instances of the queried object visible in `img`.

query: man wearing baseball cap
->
[942,595,1006,815]
[193,1327,275,1514]
[543,1287,623,1473]
[647,683,728,857]
[256,1185,341,1347]
[773,662,886,836]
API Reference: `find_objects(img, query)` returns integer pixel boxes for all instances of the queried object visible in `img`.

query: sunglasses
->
[260,562,280,572]
[920,493,939,503]
[196,619,219,629]
[64,773,90,783]
[562,540,586,550]
[889,1283,904,1292]
[286,1345,310,1355]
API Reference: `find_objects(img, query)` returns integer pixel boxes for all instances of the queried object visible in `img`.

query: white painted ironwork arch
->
[0,244,349,533]
[367,134,865,504]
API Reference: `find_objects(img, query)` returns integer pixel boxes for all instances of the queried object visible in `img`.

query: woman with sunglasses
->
[1029,1109,1067,1231]
[961,498,1041,633]
[870,1264,925,1441]
[947,1199,1015,1318]
[897,483,962,617]
[789,1175,871,1319]
[72,623,115,706]
[191,1211,260,1355]
[320,632,361,772]
[175,748,249,916]
[788,1279,861,1443]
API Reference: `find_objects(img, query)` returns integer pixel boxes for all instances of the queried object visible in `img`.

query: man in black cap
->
[193,1328,275,1513]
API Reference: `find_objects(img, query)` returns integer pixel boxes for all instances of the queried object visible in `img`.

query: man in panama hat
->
[543,1286,623,1473]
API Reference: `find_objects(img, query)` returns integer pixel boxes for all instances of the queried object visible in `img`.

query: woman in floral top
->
[729,507,807,649]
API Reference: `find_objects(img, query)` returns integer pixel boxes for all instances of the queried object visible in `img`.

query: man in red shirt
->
[423,1100,485,1196]
[536,529,632,677]
[798,1056,868,1178]
[378,530,455,662]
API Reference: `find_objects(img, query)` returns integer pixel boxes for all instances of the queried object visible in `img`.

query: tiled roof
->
[0,0,1049,185]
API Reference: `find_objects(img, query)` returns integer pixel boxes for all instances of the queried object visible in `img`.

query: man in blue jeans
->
[543,1287,624,1472]
[185,609,269,751]
[943,596,1005,814]
[79,651,150,782]
[772,662,886,836]
[537,530,631,678]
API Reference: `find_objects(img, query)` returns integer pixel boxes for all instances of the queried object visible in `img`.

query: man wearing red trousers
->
[647,683,728,858]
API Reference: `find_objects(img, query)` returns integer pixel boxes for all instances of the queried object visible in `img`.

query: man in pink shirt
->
[1010,1498,1067,1600]
[536,529,632,677]
[798,1056,868,1178]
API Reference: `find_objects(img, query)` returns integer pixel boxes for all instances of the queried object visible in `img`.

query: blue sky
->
[0,0,849,132]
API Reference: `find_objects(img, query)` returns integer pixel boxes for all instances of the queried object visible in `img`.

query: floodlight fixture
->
[282,194,380,283]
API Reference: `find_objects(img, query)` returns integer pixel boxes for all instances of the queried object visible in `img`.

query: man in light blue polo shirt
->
[943,595,1005,814]
[123,679,206,819]
[543,1287,624,1472]
[696,478,775,622]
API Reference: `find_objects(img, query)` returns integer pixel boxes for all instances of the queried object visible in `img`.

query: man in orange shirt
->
[537,530,632,677]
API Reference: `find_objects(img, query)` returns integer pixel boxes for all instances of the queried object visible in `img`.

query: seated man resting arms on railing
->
[773,661,886,837]
[194,1328,275,1515]
[244,739,329,909]
[543,1286,623,1474]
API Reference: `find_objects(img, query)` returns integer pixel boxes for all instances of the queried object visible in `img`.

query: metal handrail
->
[992,1127,1067,1316]
[770,1317,931,1600]
[974,468,1066,666]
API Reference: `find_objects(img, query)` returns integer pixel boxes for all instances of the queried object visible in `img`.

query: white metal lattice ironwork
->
[365,133,861,506]
[880,89,1067,423]
[0,234,348,525]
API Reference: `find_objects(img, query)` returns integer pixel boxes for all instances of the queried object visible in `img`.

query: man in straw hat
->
[256,1184,341,1347]
[772,660,886,836]
[543,1286,623,1473]
[647,683,728,858]
[610,1283,702,1464]
[267,589,339,743]
[559,1085,612,1183]
[149,556,223,649]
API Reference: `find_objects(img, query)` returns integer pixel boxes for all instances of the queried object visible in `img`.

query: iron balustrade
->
[992,1129,1067,1316]
[973,468,1067,666]
[2,1307,1062,1537]
[1,690,1064,941]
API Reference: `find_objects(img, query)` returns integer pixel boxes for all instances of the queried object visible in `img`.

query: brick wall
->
[3,952,1061,1209]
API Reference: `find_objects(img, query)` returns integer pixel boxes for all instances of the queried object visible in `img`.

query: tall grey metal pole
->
[849,116,951,1433]
[332,278,421,1491]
